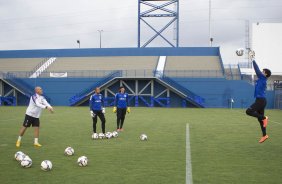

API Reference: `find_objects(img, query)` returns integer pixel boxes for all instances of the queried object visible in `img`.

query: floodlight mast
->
[138,0,179,47]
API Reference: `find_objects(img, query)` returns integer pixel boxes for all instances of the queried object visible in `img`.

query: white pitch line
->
[269,119,282,125]
[186,123,193,184]
[232,110,282,125]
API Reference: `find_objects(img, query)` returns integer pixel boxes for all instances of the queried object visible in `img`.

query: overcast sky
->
[0,0,281,65]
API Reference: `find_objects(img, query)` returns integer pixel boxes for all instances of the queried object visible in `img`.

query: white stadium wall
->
[252,23,282,75]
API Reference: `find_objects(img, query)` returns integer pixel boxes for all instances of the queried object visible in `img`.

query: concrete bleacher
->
[224,68,241,80]
[47,56,158,72]
[164,56,224,77]
[0,58,44,72]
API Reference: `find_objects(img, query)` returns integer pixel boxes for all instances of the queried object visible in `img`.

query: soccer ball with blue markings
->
[112,131,118,138]
[77,156,88,167]
[21,157,32,168]
[98,133,105,139]
[64,147,74,156]
[41,160,53,171]
[105,132,113,139]
[15,151,25,162]
[91,133,99,140]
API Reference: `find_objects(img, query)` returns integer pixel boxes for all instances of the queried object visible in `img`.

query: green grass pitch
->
[0,107,282,184]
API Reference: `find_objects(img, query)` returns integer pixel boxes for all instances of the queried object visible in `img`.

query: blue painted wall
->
[20,78,102,105]
[16,77,274,108]
[172,78,274,108]
[0,47,219,58]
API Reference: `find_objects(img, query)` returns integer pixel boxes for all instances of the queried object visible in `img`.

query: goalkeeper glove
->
[113,106,117,113]
[102,107,106,114]
[90,111,95,117]
[126,107,130,113]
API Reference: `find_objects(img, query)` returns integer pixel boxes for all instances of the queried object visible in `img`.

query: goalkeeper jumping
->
[246,52,271,143]
[113,86,130,132]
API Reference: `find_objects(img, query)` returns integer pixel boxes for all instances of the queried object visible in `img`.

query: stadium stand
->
[0,58,44,72]
[46,56,158,77]
[164,56,224,77]
[224,64,242,80]
[0,47,275,108]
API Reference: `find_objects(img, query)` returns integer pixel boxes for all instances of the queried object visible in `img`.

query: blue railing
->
[4,73,34,97]
[69,70,122,106]
[3,72,51,102]
[162,70,224,78]
[3,70,225,78]
[0,96,16,106]
[160,75,205,107]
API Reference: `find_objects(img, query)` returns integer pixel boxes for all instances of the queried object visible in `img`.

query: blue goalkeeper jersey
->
[89,93,104,111]
[253,60,267,98]
[114,93,129,108]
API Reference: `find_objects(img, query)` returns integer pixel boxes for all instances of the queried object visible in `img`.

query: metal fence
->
[1,70,225,79]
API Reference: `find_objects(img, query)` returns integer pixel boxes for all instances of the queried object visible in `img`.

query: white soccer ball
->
[41,160,53,171]
[21,157,32,168]
[91,133,99,140]
[15,153,26,162]
[15,151,25,161]
[24,155,31,161]
[77,156,88,167]
[236,48,244,56]
[112,131,118,138]
[140,134,148,141]
[105,132,113,139]
[98,133,105,139]
[64,147,74,156]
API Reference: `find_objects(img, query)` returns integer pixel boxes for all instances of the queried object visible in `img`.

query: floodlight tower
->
[138,0,179,47]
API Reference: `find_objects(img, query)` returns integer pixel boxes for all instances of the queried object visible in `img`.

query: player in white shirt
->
[16,86,54,147]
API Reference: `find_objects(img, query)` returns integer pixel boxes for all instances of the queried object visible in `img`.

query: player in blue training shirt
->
[113,86,130,131]
[90,87,106,134]
[246,56,271,143]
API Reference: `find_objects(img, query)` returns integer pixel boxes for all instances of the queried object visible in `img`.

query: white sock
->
[34,138,39,144]
[17,136,22,141]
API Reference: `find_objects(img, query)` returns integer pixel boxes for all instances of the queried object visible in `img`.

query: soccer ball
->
[77,156,88,167]
[105,132,113,139]
[41,160,53,171]
[140,134,148,141]
[24,155,31,161]
[91,133,99,140]
[98,133,105,139]
[21,157,32,168]
[112,131,118,138]
[236,48,244,56]
[15,151,25,161]
[64,147,74,156]
[15,152,26,162]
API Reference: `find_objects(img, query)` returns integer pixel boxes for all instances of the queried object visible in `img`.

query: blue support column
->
[182,99,187,108]
[135,96,139,107]
[167,97,170,107]
[150,96,154,107]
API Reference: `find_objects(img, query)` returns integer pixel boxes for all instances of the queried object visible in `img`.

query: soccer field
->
[0,107,281,184]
